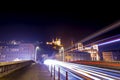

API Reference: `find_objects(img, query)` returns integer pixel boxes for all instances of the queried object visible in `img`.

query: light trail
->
[80,21,120,43]
[44,59,120,80]
[98,38,120,46]
[85,34,120,47]
[65,21,120,51]
[72,65,119,80]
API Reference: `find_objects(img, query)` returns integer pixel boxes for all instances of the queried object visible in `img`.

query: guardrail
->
[70,60,120,70]
[0,60,34,78]
[48,64,91,80]
[49,65,68,80]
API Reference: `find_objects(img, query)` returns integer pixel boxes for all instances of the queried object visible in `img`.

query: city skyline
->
[0,6,120,80]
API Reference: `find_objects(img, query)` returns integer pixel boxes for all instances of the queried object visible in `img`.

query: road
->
[0,63,52,80]
[45,59,120,80]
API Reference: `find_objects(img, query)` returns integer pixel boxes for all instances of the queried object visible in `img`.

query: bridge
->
[0,21,120,80]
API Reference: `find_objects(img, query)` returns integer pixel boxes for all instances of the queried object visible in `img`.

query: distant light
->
[36,46,39,50]
[46,42,49,44]
[44,59,56,65]
[13,58,21,61]
[98,38,120,46]
[46,42,52,45]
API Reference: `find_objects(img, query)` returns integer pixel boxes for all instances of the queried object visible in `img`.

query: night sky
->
[0,10,120,47]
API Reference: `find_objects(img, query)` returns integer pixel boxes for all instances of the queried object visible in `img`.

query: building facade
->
[103,51,120,62]
[55,50,91,62]
[0,41,35,62]
[64,50,91,62]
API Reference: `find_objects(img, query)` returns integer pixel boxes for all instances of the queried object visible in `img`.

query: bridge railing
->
[0,60,34,78]
[70,60,120,70]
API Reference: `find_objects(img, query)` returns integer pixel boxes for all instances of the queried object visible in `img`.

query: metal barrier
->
[0,60,34,78]
[50,65,68,80]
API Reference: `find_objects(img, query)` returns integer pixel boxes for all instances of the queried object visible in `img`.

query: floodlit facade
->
[46,38,62,47]
[0,41,35,62]
[55,51,91,62]
[64,50,91,62]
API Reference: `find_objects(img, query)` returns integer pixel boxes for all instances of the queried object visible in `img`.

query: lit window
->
[11,49,19,52]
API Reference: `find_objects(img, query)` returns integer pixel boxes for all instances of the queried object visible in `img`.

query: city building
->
[0,40,35,62]
[46,38,62,49]
[65,43,100,61]
[64,50,91,62]
[103,51,120,62]
[55,50,91,62]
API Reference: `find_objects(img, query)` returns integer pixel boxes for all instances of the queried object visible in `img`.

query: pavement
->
[0,63,52,80]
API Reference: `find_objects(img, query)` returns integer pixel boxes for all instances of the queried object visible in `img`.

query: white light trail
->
[44,59,120,80]
[98,38,120,46]
[65,21,120,51]
[80,21,120,43]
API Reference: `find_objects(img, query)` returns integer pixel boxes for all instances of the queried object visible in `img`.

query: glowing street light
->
[59,47,64,61]
[35,46,40,62]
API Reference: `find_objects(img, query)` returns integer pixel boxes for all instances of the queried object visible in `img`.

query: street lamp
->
[59,47,64,61]
[35,46,40,62]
